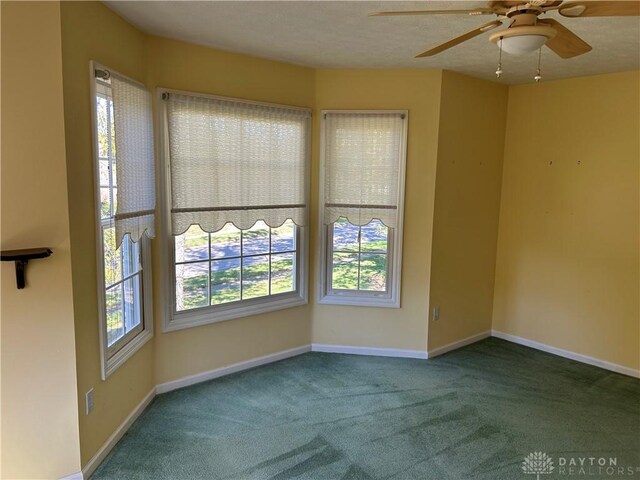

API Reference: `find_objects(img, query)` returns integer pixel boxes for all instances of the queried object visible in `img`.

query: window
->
[160,90,311,331]
[91,63,155,379]
[319,111,408,308]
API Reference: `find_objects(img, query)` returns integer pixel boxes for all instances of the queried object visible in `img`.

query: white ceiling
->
[104,1,640,84]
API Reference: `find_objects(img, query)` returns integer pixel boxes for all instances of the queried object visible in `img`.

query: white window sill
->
[103,329,153,380]
[318,293,400,308]
[164,292,307,332]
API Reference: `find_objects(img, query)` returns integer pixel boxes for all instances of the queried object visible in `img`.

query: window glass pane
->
[96,96,109,158]
[242,221,270,255]
[242,255,269,299]
[122,235,141,278]
[123,274,142,332]
[359,254,387,292]
[100,188,111,219]
[332,253,359,290]
[99,160,109,186]
[211,223,241,259]
[271,252,295,294]
[211,258,241,305]
[271,220,295,253]
[175,262,208,311]
[175,220,299,312]
[106,284,124,346]
[109,99,116,156]
[112,186,118,214]
[103,226,121,287]
[332,218,359,252]
[360,220,388,253]
[175,225,209,263]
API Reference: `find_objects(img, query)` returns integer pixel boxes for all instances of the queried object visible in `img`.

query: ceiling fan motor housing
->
[490,5,557,55]
[506,6,544,19]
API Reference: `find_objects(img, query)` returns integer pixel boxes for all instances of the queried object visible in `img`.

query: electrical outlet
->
[433,306,440,321]
[86,388,94,415]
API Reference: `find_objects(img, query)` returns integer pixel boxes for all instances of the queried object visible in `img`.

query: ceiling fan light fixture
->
[499,34,548,54]
[489,25,557,55]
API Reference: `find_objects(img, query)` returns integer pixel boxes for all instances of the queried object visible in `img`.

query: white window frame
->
[157,88,310,332]
[89,61,154,380]
[318,110,408,308]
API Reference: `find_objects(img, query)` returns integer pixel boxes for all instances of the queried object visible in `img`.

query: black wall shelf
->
[1,248,53,289]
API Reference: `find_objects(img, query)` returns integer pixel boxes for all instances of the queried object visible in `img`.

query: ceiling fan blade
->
[539,19,592,58]
[415,20,502,57]
[369,8,494,17]
[559,1,640,17]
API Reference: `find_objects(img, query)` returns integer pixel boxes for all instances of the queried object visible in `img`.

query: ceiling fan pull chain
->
[534,47,542,83]
[496,37,504,78]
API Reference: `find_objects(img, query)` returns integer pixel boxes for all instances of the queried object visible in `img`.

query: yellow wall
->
[428,71,508,351]
[311,69,443,352]
[145,36,315,384]
[0,2,81,478]
[493,71,640,370]
[59,1,155,466]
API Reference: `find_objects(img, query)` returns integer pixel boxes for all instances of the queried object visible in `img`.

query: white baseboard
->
[155,344,312,394]
[81,387,156,480]
[59,472,83,480]
[492,330,640,379]
[428,330,491,358]
[311,343,427,359]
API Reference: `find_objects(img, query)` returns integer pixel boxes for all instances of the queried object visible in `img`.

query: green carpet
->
[91,338,640,479]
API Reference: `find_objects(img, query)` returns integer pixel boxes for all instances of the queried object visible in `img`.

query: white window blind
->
[165,92,311,235]
[323,112,405,228]
[111,73,156,245]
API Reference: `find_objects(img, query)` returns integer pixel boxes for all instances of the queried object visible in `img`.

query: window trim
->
[156,87,310,333]
[317,109,408,309]
[89,61,154,380]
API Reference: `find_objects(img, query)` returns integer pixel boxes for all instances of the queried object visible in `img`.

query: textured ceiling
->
[104,1,640,84]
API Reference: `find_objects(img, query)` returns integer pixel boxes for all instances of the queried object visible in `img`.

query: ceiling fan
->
[370,1,640,59]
